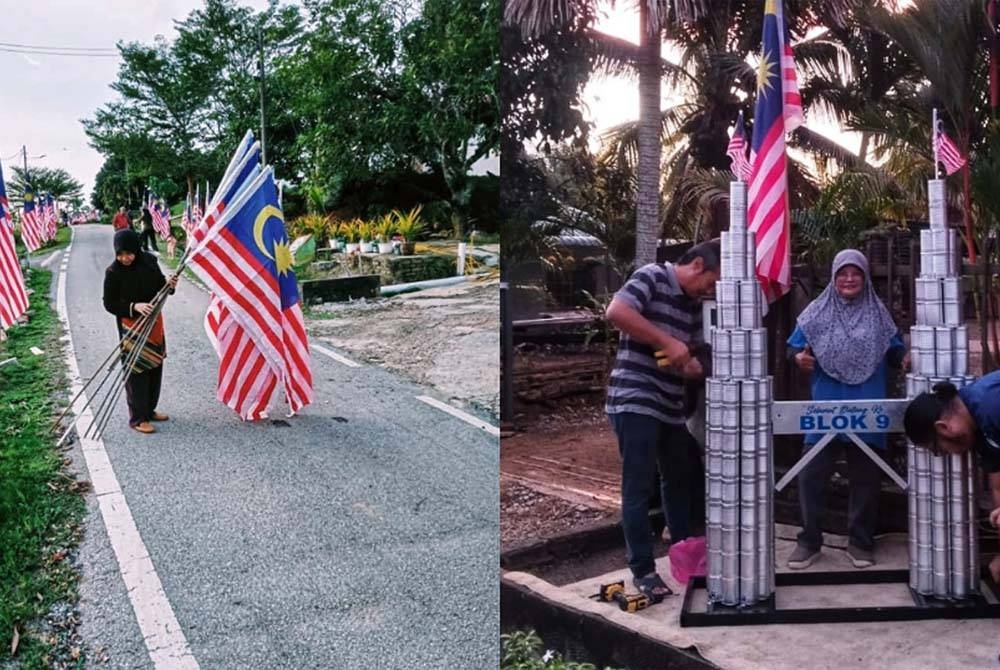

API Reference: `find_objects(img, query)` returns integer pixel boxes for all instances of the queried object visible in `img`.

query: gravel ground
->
[500,481,612,550]
[307,279,500,421]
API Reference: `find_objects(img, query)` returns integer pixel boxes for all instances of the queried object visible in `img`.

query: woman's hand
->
[167,274,179,290]
[902,352,911,373]
[794,345,816,373]
[134,302,154,317]
[990,506,1000,528]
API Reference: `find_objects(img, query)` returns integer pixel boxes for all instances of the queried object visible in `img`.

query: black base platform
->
[680,569,1000,626]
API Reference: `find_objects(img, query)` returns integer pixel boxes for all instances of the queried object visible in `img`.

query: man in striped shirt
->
[605,240,720,598]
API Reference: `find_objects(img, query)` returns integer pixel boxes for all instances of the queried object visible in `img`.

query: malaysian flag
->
[193,183,203,227]
[44,194,57,241]
[147,192,171,239]
[20,190,44,252]
[727,112,753,182]
[748,0,802,302]
[934,123,967,176]
[187,142,312,420]
[0,160,28,331]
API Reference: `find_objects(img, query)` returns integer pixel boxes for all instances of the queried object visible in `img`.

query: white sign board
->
[771,399,908,435]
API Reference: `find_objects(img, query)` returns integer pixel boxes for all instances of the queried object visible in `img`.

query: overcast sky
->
[0,0,271,202]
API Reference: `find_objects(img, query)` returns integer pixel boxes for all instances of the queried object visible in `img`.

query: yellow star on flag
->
[274,238,294,276]
[757,50,777,92]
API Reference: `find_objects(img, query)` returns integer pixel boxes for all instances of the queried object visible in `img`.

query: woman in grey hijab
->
[784,249,909,571]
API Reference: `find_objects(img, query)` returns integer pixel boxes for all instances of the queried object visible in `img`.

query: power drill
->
[591,581,651,613]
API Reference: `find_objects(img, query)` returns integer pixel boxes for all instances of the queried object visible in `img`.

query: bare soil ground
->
[306,278,500,420]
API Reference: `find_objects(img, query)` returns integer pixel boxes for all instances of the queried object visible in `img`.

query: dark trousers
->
[125,365,162,426]
[140,227,158,252]
[610,412,705,579]
[796,438,883,552]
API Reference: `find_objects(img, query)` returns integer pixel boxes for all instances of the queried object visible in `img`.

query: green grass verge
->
[12,225,73,259]
[0,269,86,667]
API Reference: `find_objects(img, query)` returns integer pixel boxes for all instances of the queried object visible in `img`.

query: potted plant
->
[341,221,360,253]
[375,214,396,254]
[393,205,424,256]
[327,220,343,250]
[356,220,373,253]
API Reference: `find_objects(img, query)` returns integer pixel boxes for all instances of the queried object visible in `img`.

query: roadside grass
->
[0,269,86,667]
[12,225,72,259]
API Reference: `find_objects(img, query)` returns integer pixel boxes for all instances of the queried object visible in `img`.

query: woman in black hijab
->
[102,230,178,434]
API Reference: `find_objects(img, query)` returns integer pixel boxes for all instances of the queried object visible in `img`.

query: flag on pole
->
[187,141,312,420]
[934,124,967,176]
[0,160,28,331]
[20,190,44,252]
[44,193,57,241]
[748,0,802,302]
[193,183,203,226]
[727,112,752,182]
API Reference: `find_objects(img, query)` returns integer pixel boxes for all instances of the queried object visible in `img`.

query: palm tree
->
[505,0,714,266]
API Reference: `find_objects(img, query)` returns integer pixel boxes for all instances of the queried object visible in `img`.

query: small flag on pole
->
[0,159,28,331]
[727,112,752,182]
[934,124,967,176]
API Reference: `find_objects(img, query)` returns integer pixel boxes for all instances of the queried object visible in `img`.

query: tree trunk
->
[634,2,661,268]
[858,131,870,164]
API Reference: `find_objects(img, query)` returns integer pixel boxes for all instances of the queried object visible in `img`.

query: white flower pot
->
[378,242,394,254]
[345,243,360,253]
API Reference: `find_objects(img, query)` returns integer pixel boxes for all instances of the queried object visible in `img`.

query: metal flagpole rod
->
[258,25,267,166]
[933,108,940,180]
[88,287,172,439]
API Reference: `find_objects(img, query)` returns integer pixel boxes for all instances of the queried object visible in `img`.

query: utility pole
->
[258,25,267,166]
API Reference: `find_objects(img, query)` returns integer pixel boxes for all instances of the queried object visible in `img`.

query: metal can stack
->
[905,178,979,599]
[705,180,774,606]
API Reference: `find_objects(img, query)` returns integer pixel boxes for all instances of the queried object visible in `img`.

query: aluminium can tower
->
[704,180,774,606]
[906,175,978,599]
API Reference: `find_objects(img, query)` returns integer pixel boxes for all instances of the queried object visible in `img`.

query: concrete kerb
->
[501,574,719,670]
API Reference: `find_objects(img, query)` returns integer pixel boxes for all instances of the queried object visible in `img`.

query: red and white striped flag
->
[0,162,28,331]
[189,136,312,420]
[934,125,967,176]
[748,0,802,303]
[20,192,44,252]
[727,112,752,182]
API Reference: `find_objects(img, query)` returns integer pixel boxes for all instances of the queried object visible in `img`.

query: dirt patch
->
[501,480,612,549]
[306,278,499,420]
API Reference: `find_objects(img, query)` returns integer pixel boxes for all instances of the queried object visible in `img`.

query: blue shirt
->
[788,325,906,448]
[958,370,1000,473]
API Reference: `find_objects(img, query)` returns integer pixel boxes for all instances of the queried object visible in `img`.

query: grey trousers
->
[796,438,883,552]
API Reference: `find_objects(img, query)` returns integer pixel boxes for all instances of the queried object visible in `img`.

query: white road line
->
[415,395,500,437]
[310,343,360,368]
[57,234,200,670]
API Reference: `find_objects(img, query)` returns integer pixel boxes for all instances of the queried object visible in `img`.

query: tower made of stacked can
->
[705,181,774,606]
[906,178,979,599]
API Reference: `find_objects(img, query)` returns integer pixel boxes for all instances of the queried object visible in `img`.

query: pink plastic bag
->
[669,536,706,586]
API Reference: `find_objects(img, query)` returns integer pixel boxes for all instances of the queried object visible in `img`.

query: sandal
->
[633,572,673,603]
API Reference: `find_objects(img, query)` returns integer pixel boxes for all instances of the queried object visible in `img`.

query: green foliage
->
[0,270,86,665]
[393,205,425,241]
[501,630,618,670]
[7,167,84,203]
[84,0,493,233]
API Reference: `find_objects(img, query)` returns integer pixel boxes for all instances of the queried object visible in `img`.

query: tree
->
[400,0,500,236]
[7,166,83,203]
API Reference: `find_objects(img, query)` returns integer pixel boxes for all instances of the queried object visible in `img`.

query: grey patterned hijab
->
[797,249,898,385]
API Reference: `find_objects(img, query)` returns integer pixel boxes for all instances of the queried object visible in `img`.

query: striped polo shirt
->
[605,262,704,425]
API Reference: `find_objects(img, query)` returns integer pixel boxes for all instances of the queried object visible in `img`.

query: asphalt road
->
[59,225,499,669]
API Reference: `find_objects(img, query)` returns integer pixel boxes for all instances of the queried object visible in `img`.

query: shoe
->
[787,544,821,570]
[132,422,155,434]
[847,544,875,568]
[151,411,169,421]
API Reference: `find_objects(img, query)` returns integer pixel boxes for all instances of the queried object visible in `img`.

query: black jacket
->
[103,230,168,321]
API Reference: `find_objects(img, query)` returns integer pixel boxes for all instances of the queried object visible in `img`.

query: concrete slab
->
[504,532,1000,670]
